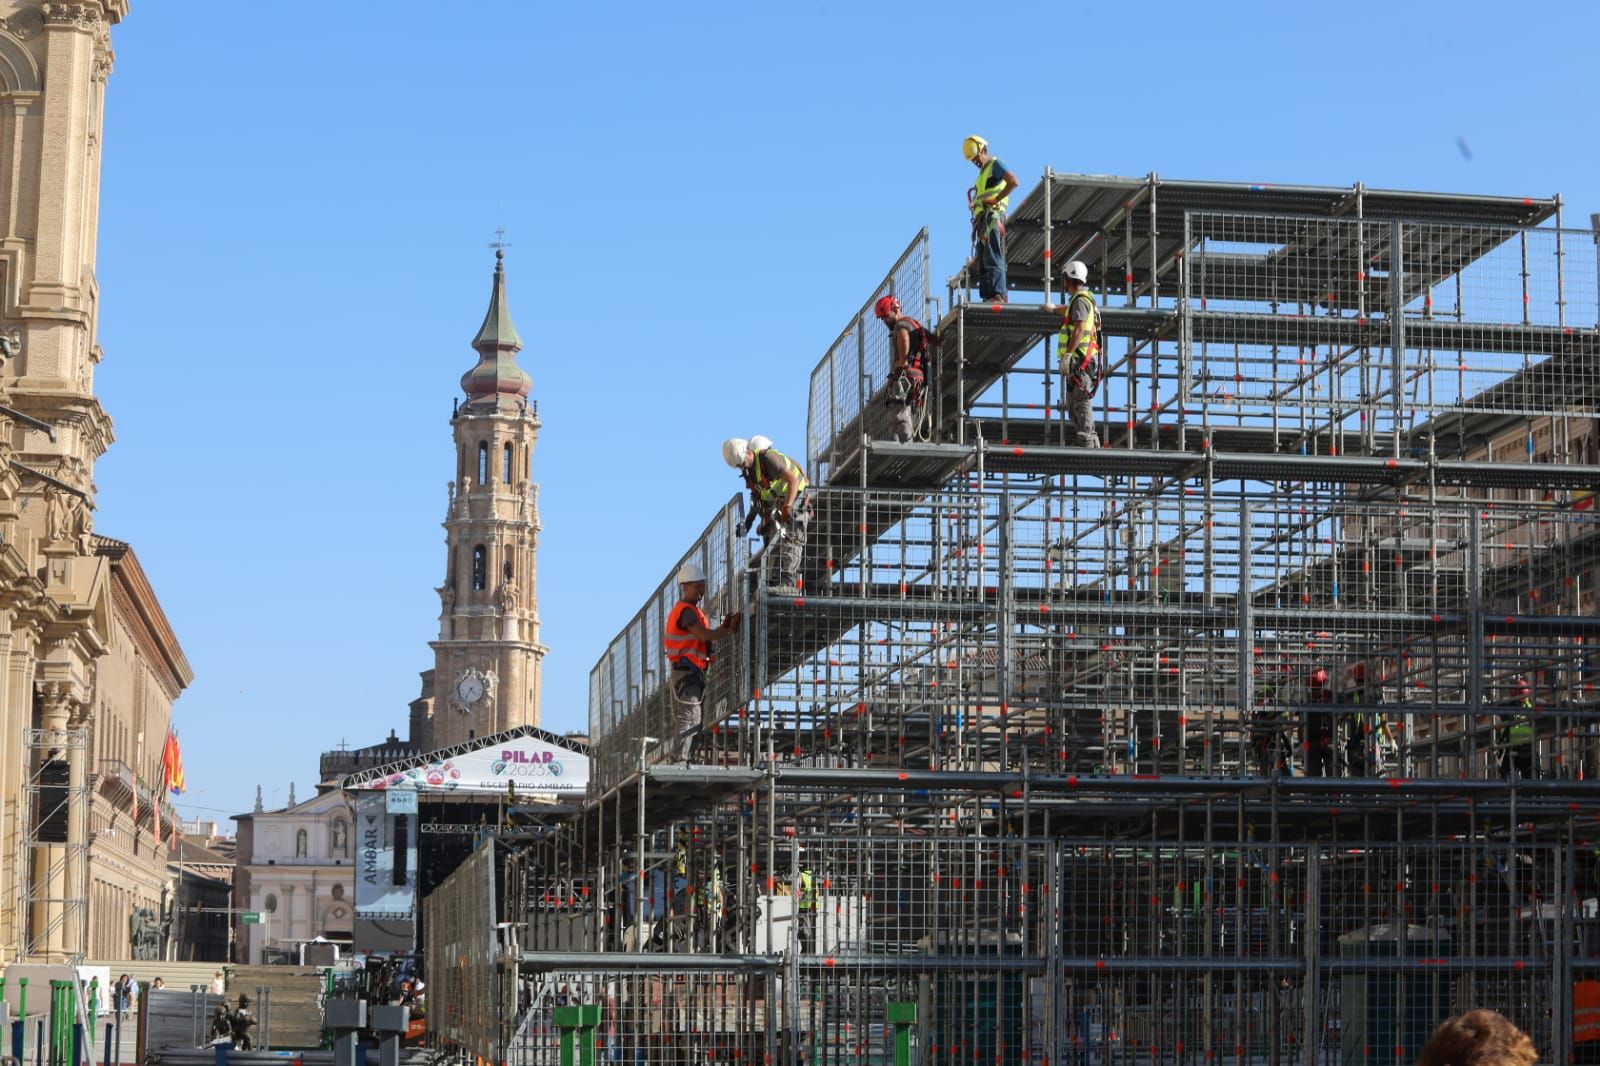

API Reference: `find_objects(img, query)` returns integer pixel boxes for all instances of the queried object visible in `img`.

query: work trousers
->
[1065,376,1099,448]
[888,402,914,443]
[973,210,1007,302]
[764,494,811,589]
[668,664,706,762]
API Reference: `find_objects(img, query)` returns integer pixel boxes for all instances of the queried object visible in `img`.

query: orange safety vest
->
[663,601,712,670]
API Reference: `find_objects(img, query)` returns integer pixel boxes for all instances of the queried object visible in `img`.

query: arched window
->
[478,442,490,484]
[472,546,487,590]
[503,443,513,484]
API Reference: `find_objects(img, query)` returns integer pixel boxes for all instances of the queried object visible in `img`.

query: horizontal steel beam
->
[518,951,783,972]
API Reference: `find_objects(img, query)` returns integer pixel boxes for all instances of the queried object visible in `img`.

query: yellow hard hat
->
[962,135,988,161]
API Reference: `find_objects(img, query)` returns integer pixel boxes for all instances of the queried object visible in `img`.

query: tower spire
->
[461,246,532,407]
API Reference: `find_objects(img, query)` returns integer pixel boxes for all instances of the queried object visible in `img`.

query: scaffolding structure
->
[471,174,1600,1066]
[19,726,90,963]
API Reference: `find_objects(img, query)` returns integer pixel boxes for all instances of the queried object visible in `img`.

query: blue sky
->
[91,1,1599,823]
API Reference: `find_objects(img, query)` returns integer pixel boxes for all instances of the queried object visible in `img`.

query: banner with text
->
[354,790,417,921]
[350,733,589,796]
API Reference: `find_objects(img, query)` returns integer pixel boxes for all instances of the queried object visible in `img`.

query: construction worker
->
[962,135,1018,304]
[662,561,740,763]
[875,295,932,442]
[796,862,817,953]
[724,437,811,592]
[1053,259,1102,448]
[1303,668,1336,777]
[1499,678,1536,779]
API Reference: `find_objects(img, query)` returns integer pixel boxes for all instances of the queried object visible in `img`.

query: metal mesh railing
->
[1181,213,1600,448]
[806,230,931,484]
[587,495,750,792]
[741,484,1600,781]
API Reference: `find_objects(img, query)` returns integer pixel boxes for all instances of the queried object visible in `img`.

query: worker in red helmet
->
[1342,663,1376,777]
[874,295,933,442]
[1499,678,1536,779]
[1302,667,1335,777]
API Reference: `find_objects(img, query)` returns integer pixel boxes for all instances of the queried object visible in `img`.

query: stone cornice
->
[96,535,193,698]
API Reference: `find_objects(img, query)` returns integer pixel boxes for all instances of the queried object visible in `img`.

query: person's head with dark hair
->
[1417,1010,1537,1066]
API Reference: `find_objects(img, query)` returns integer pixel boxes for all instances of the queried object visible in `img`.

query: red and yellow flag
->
[162,730,186,796]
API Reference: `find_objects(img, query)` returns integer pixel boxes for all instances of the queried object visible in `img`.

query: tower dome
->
[460,249,532,407]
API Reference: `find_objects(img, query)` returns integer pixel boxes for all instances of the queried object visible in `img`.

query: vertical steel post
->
[1043,167,1054,307]
[1555,195,1566,328]
[1467,514,1484,770]
[1179,211,1193,453]
[1303,849,1320,1066]
[1389,220,1406,458]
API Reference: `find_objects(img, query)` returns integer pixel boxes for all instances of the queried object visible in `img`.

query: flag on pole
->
[162,730,186,795]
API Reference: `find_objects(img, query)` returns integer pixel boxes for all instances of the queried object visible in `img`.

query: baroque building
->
[231,784,355,965]
[427,250,545,749]
[0,0,194,965]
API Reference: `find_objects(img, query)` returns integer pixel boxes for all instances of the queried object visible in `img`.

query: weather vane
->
[490,226,511,254]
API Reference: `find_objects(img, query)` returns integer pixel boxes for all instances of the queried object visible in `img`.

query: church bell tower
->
[429,249,545,748]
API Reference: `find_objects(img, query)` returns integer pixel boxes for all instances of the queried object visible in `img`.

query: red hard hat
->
[1512,678,1531,695]
[874,295,900,320]
[1309,668,1328,687]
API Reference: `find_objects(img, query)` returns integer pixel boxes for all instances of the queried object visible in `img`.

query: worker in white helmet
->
[723,436,811,591]
[1052,259,1102,448]
[962,135,1019,304]
[662,560,740,763]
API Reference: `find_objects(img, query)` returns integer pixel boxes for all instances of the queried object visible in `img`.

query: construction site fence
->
[587,495,750,793]
[422,839,506,1064]
[807,229,932,484]
[504,834,1596,1066]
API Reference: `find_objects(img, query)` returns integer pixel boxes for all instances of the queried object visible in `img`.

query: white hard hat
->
[677,561,706,585]
[722,437,749,468]
[749,435,773,453]
[1062,260,1089,284]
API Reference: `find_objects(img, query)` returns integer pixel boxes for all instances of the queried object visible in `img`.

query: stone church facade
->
[0,0,195,965]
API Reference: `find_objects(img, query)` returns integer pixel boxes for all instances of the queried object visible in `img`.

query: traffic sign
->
[240,911,262,924]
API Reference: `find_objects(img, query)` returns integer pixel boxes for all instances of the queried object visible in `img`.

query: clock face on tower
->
[450,668,494,713]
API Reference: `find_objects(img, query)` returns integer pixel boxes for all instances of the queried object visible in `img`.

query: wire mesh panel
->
[587,496,749,791]
[807,230,931,483]
[744,485,1600,782]
[423,840,500,1062]
[507,968,776,1066]
[1182,213,1600,451]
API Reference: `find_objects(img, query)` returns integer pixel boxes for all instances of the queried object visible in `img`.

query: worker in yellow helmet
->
[962,135,1019,304]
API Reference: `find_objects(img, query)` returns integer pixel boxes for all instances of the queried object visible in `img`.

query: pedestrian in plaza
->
[724,437,812,592]
[1416,1010,1537,1066]
[962,135,1018,303]
[1053,259,1102,448]
[662,560,740,763]
[874,295,934,443]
